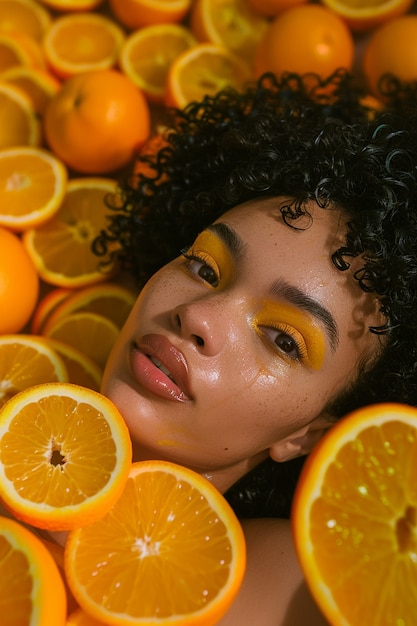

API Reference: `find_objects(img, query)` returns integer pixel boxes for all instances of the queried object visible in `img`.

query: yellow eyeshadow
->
[188,229,235,284]
[255,300,326,370]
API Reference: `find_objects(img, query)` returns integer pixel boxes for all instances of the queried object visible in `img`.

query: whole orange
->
[255,4,354,81]
[43,69,151,174]
[363,16,417,95]
[0,226,39,333]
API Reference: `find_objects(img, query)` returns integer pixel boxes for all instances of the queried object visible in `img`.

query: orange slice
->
[0,515,67,625]
[108,0,192,29]
[0,334,68,408]
[0,146,67,231]
[321,0,414,32]
[1,65,60,115]
[42,311,120,369]
[45,282,137,331]
[65,460,246,625]
[292,402,417,626]
[0,382,132,531]
[190,0,269,65]
[0,81,40,148]
[45,338,102,391]
[166,43,253,109]
[38,0,105,10]
[22,177,119,287]
[119,23,196,103]
[31,287,72,334]
[67,607,107,625]
[0,0,52,41]
[0,32,30,73]
[43,12,125,79]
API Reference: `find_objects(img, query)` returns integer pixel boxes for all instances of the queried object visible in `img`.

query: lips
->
[129,333,192,402]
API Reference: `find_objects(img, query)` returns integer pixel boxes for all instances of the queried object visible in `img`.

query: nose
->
[170,298,230,356]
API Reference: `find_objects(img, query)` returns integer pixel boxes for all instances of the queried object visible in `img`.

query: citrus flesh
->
[292,402,417,626]
[321,0,414,31]
[65,460,246,625]
[0,334,68,408]
[0,515,67,626]
[0,382,132,531]
[0,146,67,231]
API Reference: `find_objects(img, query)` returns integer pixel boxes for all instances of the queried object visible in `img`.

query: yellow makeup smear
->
[187,229,235,285]
[255,300,326,370]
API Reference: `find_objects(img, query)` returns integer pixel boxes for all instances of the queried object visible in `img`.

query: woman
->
[95,71,417,624]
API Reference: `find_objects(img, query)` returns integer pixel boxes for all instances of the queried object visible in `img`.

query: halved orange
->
[45,282,137,331]
[43,12,125,79]
[22,177,119,287]
[292,402,417,626]
[0,515,67,625]
[0,382,132,531]
[42,311,120,369]
[67,607,107,625]
[118,23,196,103]
[108,0,191,29]
[0,334,68,408]
[190,0,269,65]
[166,43,253,109]
[65,460,246,625]
[38,0,105,10]
[0,31,31,73]
[31,287,72,334]
[45,338,103,391]
[1,65,60,115]
[0,0,52,41]
[0,80,40,148]
[0,146,67,231]
[321,0,414,32]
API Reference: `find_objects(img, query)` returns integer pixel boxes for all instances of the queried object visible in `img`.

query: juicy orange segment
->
[31,287,72,334]
[108,0,191,29]
[292,402,417,626]
[119,23,196,103]
[38,0,105,10]
[43,12,125,79]
[42,311,120,370]
[321,0,414,32]
[0,0,52,41]
[65,460,246,625]
[166,43,253,109]
[1,65,60,115]
[0,515,67,626]
[0,334,68,408]
[45,282,137,331]
[67,607,108,625]
[0,382,132,531]
[22,177,119,287]
[45,339,103,391]
[190,0,269,65]
[0,81,40,148]
[0,146,67,231]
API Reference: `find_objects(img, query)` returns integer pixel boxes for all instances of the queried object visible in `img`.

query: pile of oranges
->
[1,0,417,624]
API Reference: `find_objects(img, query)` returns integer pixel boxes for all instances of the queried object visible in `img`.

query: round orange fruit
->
[255,4,355,81]
[362,15,417,95]
[0,226,39,333]
[43,69,151,174]
[321,0,414,32]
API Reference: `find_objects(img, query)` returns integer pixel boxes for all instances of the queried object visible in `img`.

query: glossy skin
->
[102,197,383,494]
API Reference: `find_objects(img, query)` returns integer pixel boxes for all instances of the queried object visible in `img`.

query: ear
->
[269,417,332,463]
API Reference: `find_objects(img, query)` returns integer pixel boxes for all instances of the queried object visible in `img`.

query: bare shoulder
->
[218,517,329,626]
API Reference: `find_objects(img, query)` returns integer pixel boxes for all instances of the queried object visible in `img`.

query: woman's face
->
[102,198,383,492]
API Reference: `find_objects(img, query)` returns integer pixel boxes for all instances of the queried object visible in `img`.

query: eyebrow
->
[208,222,340,352]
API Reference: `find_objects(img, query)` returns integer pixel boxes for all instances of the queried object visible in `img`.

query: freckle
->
[224,447,229,451]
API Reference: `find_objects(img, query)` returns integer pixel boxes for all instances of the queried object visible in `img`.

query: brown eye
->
[183,255,219,287]
[275,333,297,355]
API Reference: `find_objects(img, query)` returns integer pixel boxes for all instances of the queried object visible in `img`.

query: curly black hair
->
[95,70,417,517]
